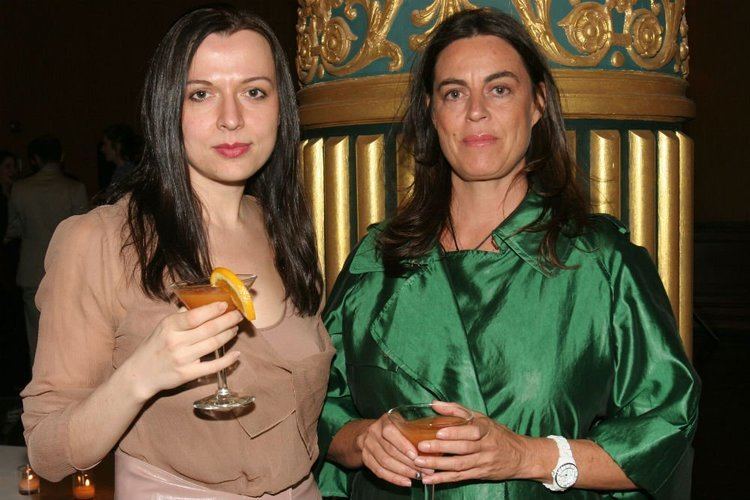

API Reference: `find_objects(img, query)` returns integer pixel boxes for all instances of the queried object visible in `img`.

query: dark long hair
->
[379,8,588,271]
[109,5,322,315]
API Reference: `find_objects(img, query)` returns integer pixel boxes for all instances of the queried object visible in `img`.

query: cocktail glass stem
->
[215,346,229,394]
[423,482,434,500]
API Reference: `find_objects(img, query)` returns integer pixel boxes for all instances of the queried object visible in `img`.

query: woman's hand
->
[121,301,245,403]
[413,402,530,485]
[356,413,433,487]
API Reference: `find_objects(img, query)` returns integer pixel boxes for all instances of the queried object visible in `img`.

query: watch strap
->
[542,435,578,492]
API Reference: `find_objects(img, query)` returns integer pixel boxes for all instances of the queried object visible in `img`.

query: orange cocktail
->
[395,415,471,457]
[173,284,237,311]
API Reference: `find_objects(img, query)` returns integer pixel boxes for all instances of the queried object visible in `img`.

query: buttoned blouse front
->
[21,200,334,497]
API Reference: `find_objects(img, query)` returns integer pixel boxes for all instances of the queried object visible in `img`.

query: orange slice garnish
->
[209,267,255,321]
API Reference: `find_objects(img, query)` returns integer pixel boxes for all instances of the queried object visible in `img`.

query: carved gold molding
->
[297,1,690,85]
[299,69,694,128]
[409,0,478,50]
[511,0,689,76]
[296,0,404,84]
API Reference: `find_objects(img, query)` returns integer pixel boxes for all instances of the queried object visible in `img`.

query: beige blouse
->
[21,201,334,497]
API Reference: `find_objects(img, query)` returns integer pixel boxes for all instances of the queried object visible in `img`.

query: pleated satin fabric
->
[316,191,700,499]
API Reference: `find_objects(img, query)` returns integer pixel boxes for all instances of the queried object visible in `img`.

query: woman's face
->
[182,29,279,187]
[430,35,544,184]
[0,157,17,184]
[101,137,118,163]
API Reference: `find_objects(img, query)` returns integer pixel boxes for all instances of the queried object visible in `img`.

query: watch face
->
[555,463,579,489]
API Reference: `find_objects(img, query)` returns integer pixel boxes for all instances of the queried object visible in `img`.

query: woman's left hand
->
[413,401,530,485]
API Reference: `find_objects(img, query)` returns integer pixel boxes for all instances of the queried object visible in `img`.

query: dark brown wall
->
[0,0,297,196]
[684,0,749,223]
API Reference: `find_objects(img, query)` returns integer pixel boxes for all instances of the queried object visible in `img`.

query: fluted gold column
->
[678,132,694,358]
[324,137,350,295]
[396,134,415,206]
[657,131,680,319]
[356,135,386,239]
[302,139,325,275]
[590,131,621,217]
[628,131,657,259]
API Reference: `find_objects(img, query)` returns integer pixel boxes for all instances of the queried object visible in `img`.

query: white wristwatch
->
[542,435,579,492]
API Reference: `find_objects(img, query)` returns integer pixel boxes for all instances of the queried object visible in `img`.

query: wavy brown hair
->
[379,8,588,272]
[108,5,322,315]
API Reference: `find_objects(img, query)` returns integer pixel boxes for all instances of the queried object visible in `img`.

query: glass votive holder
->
[17,464,40,495]
[72,470,96,499]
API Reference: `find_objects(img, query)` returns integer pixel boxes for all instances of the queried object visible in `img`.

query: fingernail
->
[436,430,446,438]
[218,302,228,311]
[414,457,426,467]
[407,450,417,460]
[419,442,431,451]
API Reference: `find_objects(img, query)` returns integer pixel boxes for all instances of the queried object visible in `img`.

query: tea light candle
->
[72,471,96,499]
[17,464,40,495]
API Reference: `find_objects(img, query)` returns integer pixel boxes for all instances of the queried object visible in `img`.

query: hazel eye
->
[247,88,267,99]
[492,86,509,96]
[444,89,462,101]
[189,90,209,102]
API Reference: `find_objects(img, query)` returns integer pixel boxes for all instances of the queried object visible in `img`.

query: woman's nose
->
[466,94,488,122]
[218,95,244,130]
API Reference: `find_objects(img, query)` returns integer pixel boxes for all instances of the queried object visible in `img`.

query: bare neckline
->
[255,300,288,332]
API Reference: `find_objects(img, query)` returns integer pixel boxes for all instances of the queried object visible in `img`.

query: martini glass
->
[387,403,473,499]
[171,274,256,411]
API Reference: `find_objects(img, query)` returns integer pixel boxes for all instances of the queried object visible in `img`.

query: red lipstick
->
[462,134,497,147]
[213,142,250,158]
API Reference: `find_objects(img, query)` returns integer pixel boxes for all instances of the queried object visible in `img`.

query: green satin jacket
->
[317,192,700,499]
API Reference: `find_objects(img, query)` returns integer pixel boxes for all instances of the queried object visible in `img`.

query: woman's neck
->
[446,171,528,250]
[191,176,248,229]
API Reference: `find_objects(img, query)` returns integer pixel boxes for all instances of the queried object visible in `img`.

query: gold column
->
[324,136,351,295]
[356,135,386,239]
[589,131,621,217]
[628,131,657,259]
[396,134,415,206]
[657,131,680,319]
[302,139,325,275]
[678,132,694,358]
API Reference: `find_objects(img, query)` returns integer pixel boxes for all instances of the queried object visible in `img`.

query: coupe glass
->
[171,274,256,411]
[387,403,473,499]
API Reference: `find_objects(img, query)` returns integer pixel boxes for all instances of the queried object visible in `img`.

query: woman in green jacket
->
[317,9,699,499]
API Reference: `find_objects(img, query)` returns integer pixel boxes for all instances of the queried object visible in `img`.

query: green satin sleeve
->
[586,241,700,499]
[315,263,362,498]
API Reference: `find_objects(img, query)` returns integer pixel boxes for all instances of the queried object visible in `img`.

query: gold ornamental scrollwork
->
[296,0,404,84]
[409,0,478,51]
[511,0,688,76]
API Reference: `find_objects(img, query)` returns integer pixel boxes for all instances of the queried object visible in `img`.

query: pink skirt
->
[114,450,321,500]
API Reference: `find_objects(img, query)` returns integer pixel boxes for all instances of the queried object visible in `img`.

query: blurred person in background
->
[100,123,142,193]
[4,135,88,364]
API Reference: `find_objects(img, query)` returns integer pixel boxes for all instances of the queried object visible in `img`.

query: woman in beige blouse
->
[21,6,332,499]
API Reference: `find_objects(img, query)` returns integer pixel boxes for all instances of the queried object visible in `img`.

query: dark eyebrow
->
[436,70,520,89]
[186,76,274,86]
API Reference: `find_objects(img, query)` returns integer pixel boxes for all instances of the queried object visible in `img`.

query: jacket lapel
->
[365,256,488,413]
